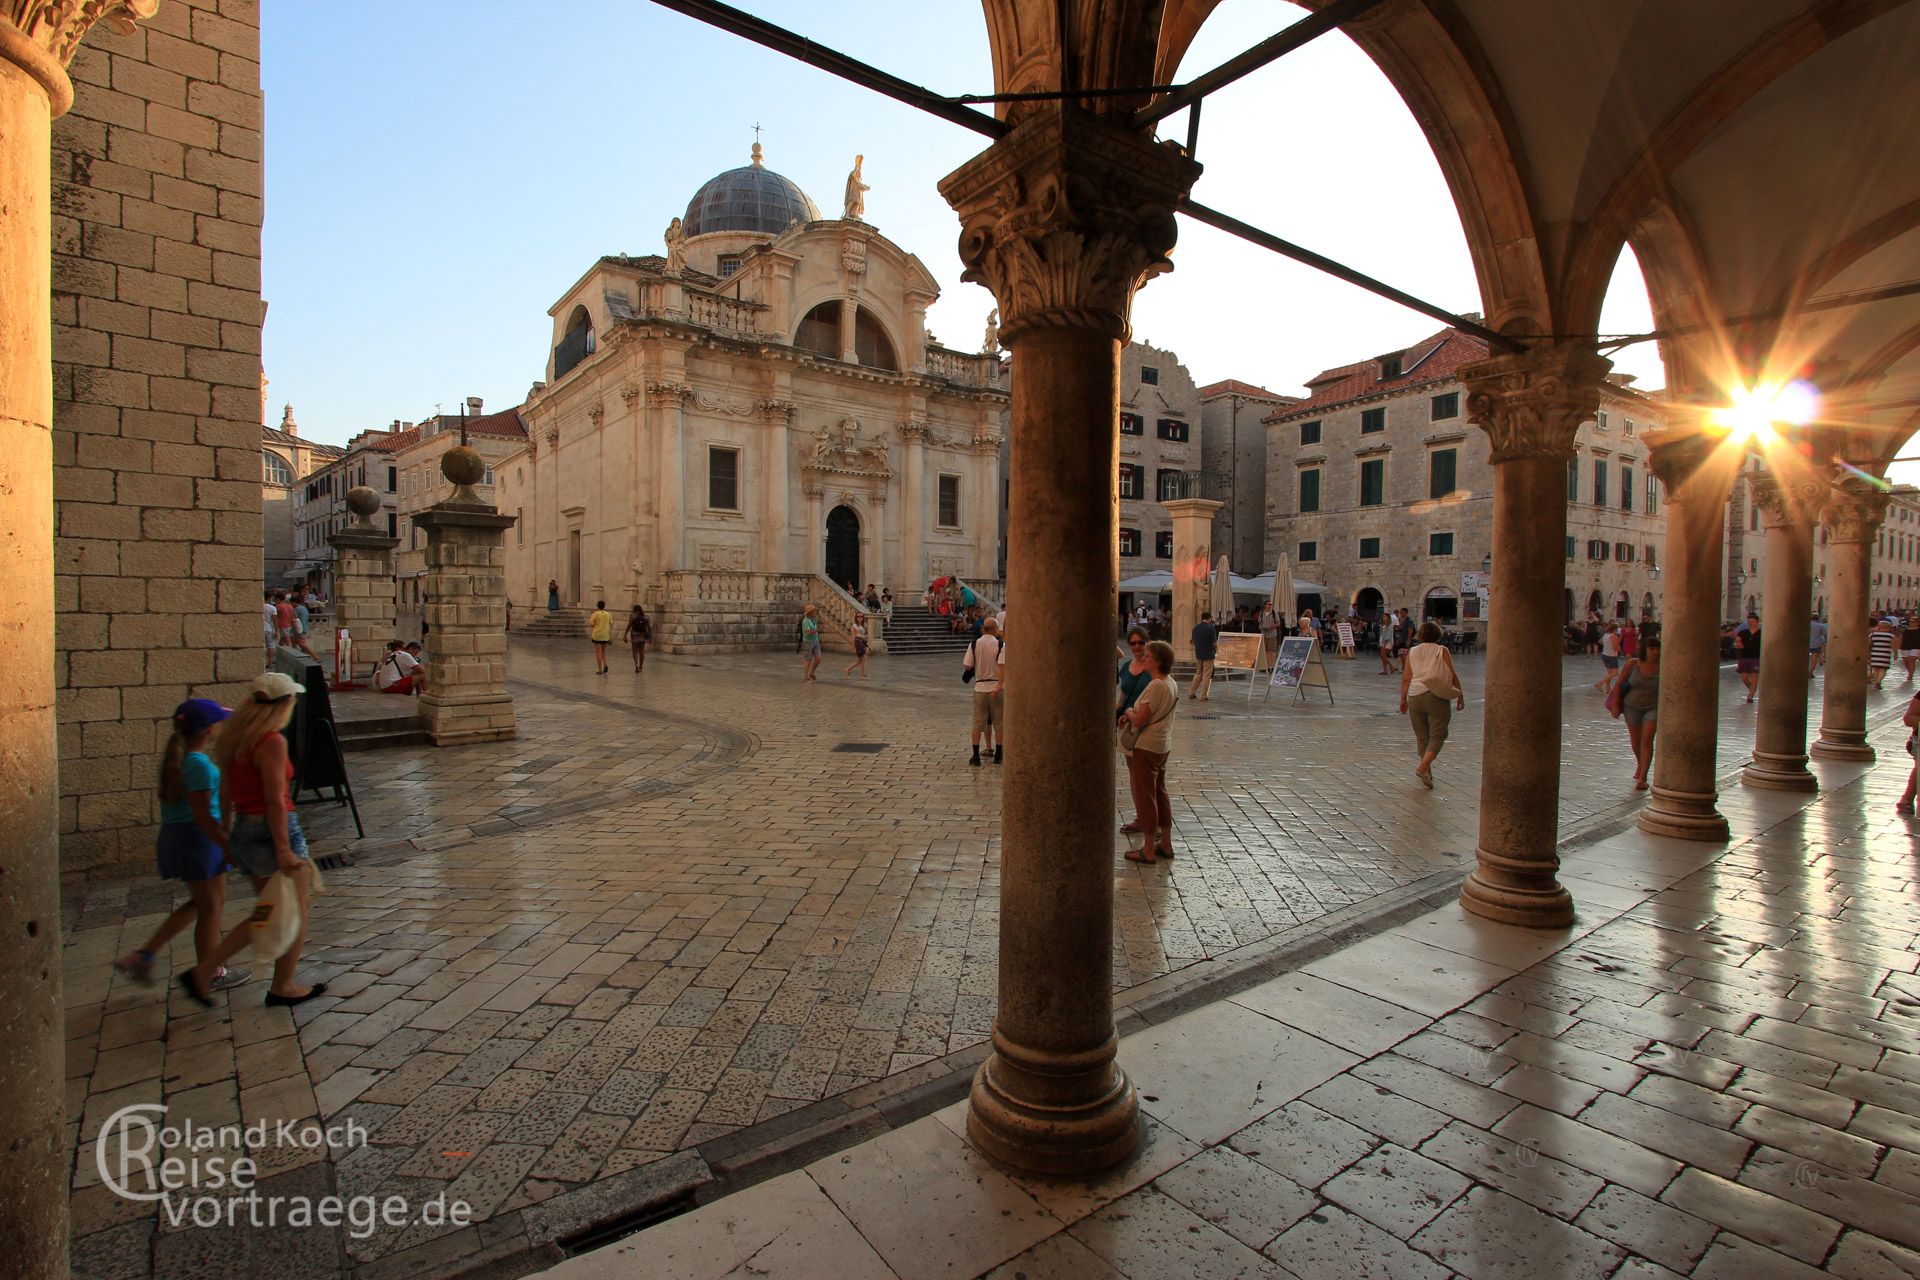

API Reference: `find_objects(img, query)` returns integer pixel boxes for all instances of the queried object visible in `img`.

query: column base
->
[1810,734,1875,763]
[421,692,518,746]
[1459,851,1573,929]
[1637,786,1730,842]
[1742,751,1818,792]
[965,1033,1141,1176]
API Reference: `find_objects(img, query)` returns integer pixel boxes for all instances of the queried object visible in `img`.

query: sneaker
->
[209,967,252,991]
[993,745,1002,765]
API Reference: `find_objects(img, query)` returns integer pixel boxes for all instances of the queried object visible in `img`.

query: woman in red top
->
[181,672,327,1008]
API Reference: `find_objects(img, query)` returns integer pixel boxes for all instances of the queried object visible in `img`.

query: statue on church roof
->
[663,216,686,275]
[982,308,999,354]
[844,154,869,221]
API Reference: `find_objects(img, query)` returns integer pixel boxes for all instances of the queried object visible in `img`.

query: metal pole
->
[1134,0,1393,128]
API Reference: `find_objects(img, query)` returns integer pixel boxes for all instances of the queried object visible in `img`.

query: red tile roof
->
[1267,327,1490,423]
[1199,378,1293,401]
[463,408,527,438]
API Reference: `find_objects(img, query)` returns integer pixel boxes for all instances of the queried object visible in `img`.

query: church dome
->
[682,144,820,238]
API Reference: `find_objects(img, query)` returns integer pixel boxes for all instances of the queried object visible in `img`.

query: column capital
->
[2,0,156,115]
[1749,469,1827,531]
[939,105,1200,344]
[1822,475,1891,544]
[1460,346,1612,464]
[1642,426,1721,491]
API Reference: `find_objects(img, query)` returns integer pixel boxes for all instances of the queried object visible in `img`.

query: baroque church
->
[497,142,1008,646]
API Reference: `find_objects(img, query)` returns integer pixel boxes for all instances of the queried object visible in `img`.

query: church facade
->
[497,144,1007,647]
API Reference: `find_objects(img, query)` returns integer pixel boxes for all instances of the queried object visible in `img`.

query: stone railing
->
[655,570,884,655]
[684,292,762,339]
[661,570,810,604]
[811,576,885,653]
[925,345,1005,389]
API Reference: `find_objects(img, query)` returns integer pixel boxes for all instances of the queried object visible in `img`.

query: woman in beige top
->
[1122,640,1180,862]
[1399,620,1466,788]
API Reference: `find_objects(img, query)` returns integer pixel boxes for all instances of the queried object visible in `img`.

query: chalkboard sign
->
[271,649,363,836]
[1269,637,1314,688]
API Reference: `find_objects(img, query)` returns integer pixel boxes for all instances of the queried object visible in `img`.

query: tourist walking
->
[1117,628,1153,832]
[588,600,613,674]
[1594,623,1623,695]
[1734,613,1762,702]
[1808,614,1828,677]
[547,579,561,611]
[1609,637,1662,789]
[1897,686,1918,814]
[1900,612,1920,681]
[1377,611,1400,675]
[622,604,652,672]
[1869,615,1898,689]
[113,700,248,991]
[1399,621,1465,789]
[799,605,823,682]
[1121,639,1179,862]
[1191,610,1218,701]
[180,673,325,1008]
[844,614,872,679]
[964,617,1005,765]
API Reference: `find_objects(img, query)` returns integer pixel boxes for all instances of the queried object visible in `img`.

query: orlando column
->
[940,106,1198,1172]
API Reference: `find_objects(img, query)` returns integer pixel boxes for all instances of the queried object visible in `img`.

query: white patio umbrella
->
[1271,551,1296,629]
[1210,554,1234,619]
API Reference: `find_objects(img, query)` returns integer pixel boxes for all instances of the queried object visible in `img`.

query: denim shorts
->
[226,811,309,879]
[156,822,225,882]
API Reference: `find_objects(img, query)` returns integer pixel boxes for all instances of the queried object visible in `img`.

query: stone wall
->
[51,0,264,877]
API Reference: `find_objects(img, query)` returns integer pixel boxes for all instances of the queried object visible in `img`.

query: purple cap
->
[172,698,231,735]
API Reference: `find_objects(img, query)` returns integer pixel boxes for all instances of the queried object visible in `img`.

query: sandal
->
[1415,769,1433,789]
[1120,820,1142,833]
[1123,847,1157,863]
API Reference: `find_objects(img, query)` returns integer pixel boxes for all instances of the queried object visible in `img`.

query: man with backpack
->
[964,618,1006,766]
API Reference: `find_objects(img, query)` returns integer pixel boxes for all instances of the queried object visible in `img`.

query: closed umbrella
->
[1210,554,1234,621]
[1271,552,1296,631]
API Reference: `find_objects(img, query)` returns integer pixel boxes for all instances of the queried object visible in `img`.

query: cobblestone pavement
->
[545,720,1920,1280]
[58,637,1918,1277]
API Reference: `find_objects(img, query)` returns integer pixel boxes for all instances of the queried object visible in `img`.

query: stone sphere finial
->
[442,444,487,503]
[345,486,382,528]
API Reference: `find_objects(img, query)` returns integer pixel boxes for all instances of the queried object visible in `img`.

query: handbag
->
[961,639,976,683]
[1604,666,1630,718]
[1118,682,1177,755]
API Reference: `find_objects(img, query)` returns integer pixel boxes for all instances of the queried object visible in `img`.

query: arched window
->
[554,305,595,379]
[795,301,840,358]
[263,451,293,485]
[854,309,897,371]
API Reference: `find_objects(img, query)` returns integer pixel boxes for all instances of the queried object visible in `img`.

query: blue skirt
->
[156,822,224,882]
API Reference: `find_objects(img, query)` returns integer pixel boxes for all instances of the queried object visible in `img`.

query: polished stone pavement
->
[543,720,1920,1280]
[57,638,1920,1277]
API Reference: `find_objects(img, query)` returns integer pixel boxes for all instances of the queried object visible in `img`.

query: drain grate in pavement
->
[830,742,890,753]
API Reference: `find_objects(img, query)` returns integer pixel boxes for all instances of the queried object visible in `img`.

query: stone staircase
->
[335,707,430,752]
[512,606,591,639]
[882,605,979,656]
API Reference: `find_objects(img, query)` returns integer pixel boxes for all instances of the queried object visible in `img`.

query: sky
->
[260,0,1669,446]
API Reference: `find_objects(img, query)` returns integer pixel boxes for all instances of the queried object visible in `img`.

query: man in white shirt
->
[374,640,427,695]
[965,618,1006,766]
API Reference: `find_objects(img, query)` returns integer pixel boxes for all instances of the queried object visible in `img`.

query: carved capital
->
[645,379,691,405]
[1821,476,1890,544]
[4,0,155,113]
[1461,346,1612,465]
[1749,470,1827,531]
[758,398,796,423]
[1643,426,1719,492]
[938,106,1200,344]
[586,402,605,430]
[620,384,640,409]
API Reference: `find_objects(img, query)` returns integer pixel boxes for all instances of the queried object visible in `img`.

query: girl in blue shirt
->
[113,699,246,988]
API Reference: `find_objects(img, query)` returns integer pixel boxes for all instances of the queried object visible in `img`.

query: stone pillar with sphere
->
[414,444,518,744]
[328,487,401,680]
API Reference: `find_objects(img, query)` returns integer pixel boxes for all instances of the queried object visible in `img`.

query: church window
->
[264,452,293,485]
[794,301,841,359]
[718,255,742,278]
[554,306,595,379]
[1155,530,1174,559]
[708,447,740,511]
[854,309,898,371]
[938,474,961,527]
[1119,528,1141,557]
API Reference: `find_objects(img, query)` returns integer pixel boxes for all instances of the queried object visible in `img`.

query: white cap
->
[252,671,304,701]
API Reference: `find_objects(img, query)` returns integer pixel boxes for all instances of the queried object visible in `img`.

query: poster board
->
[1266,636,1334,705]
[1213,632,1262,671]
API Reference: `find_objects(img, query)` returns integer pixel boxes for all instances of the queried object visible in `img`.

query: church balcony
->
[926,345,1004,389]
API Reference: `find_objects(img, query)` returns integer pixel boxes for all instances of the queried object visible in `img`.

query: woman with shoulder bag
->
[1610,637,1662,789]
[622,604,652,673]
[1120,640,1180,862]
[1399,621,1466,789]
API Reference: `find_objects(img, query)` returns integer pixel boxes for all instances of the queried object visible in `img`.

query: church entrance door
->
[825,505,860,589]
[568,530,582,605]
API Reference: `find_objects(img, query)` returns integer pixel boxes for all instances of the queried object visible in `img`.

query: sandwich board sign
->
[1267,635,1333,705]
[1209,631,1263,702]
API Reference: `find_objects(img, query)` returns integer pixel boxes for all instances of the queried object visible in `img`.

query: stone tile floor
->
[541,722,1920,1280]
[57,638,1920,1278]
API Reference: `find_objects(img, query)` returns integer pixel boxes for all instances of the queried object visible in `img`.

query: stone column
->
[328,488,401,679]
[414,447,518,745]
[1161,497,1222,663]
[1743,470,1826,790]
[940,105,1199,1174]
[651,376,689,576]
[1458,347,1611,928]
[1811,476,1888,761]
[1640,428,1732,841]
[1,7,155,1272]
[898,420,927,589]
